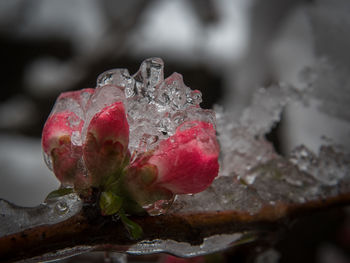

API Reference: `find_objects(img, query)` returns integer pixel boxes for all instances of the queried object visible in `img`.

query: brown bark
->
[1,192,350,262]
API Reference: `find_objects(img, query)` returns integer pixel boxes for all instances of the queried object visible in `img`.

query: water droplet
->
[43,152,53,171]
[172,111,187,125]
[139,134,159,151]
[97,71,114,86]
[71,131,82,146]
[190,90,202,105]
[55,201,69,215]
[125,86,135,98]
[242,173,257,185]
[143,196,174,216]
[138,57,164,89]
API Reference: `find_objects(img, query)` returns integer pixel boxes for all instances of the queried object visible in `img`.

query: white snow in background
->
[283,99,350,154]
[129,0,201,60]
[203,0,251,64]
[0,96,37,129]
[17,0,106,52]
[24,57,83,97]
[129,0,249,65]
[270,7,315,88]
[0,134,59,206]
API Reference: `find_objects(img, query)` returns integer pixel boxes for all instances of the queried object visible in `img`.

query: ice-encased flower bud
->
[148,121,220,194]
[83,102,129,186]
[42,111,83,185]
[42,88,94,187]
[126,120,219,211]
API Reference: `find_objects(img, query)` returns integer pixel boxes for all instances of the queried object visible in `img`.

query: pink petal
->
[42,111,85,185]
[85,102,129,147]
[148,121,219,194]
[83,102,129,183]
[50,137,80,184]
[42,111,83,154]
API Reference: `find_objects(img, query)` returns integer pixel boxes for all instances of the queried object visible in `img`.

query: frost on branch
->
[171,84,350,215]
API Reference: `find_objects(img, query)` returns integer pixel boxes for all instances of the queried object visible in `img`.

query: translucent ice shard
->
[120,58,215,155]
[127,232,255,258]
[289,145,349,186]
[170,79,350,215]
[127,233,252,257]
[239,84,303,135]
[0,193,82,237]
[171,176,263,215]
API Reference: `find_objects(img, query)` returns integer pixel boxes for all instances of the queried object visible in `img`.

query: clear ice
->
[1,56,350,261]
[94,57,215,156]
[43,57,215,171]
[171,82,350,215]
[0,192,82,237]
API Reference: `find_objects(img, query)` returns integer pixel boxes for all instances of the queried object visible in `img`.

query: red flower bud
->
[83,102,129,185]
[128,121,219,198]
[42,61,221,217]
[42,111,83,185]
[42,88,94,187]
[148,121,219,194]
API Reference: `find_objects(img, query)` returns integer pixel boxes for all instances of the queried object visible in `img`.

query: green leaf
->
[99,191,123,215]
[119,209,143,240]
[45,188,74,200]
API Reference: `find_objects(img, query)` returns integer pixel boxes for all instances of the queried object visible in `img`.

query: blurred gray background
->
[0,1,349,262]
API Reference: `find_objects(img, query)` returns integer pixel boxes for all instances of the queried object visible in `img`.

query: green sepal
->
[45,188,74,200]
[104,172,146,216]
[119,209,143,240]
[99,191,123,216]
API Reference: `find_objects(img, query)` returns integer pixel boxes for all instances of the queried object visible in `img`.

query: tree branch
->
[1,192,350,262]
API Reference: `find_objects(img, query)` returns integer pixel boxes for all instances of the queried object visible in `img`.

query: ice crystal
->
[44,58,215,171]
[94,58,214,156]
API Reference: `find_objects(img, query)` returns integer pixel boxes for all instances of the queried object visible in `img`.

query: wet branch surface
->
[1,193,350,262]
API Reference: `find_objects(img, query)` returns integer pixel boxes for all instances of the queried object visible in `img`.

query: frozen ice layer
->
[170,80,350,215]
[118,58,214,155]
[0,193,82,237]
[44,58,215,165]
[289,145,349,186]
[170,144,350,215]
[239,84,302,135]
[127,233,248,257]
[215,83,304,179]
